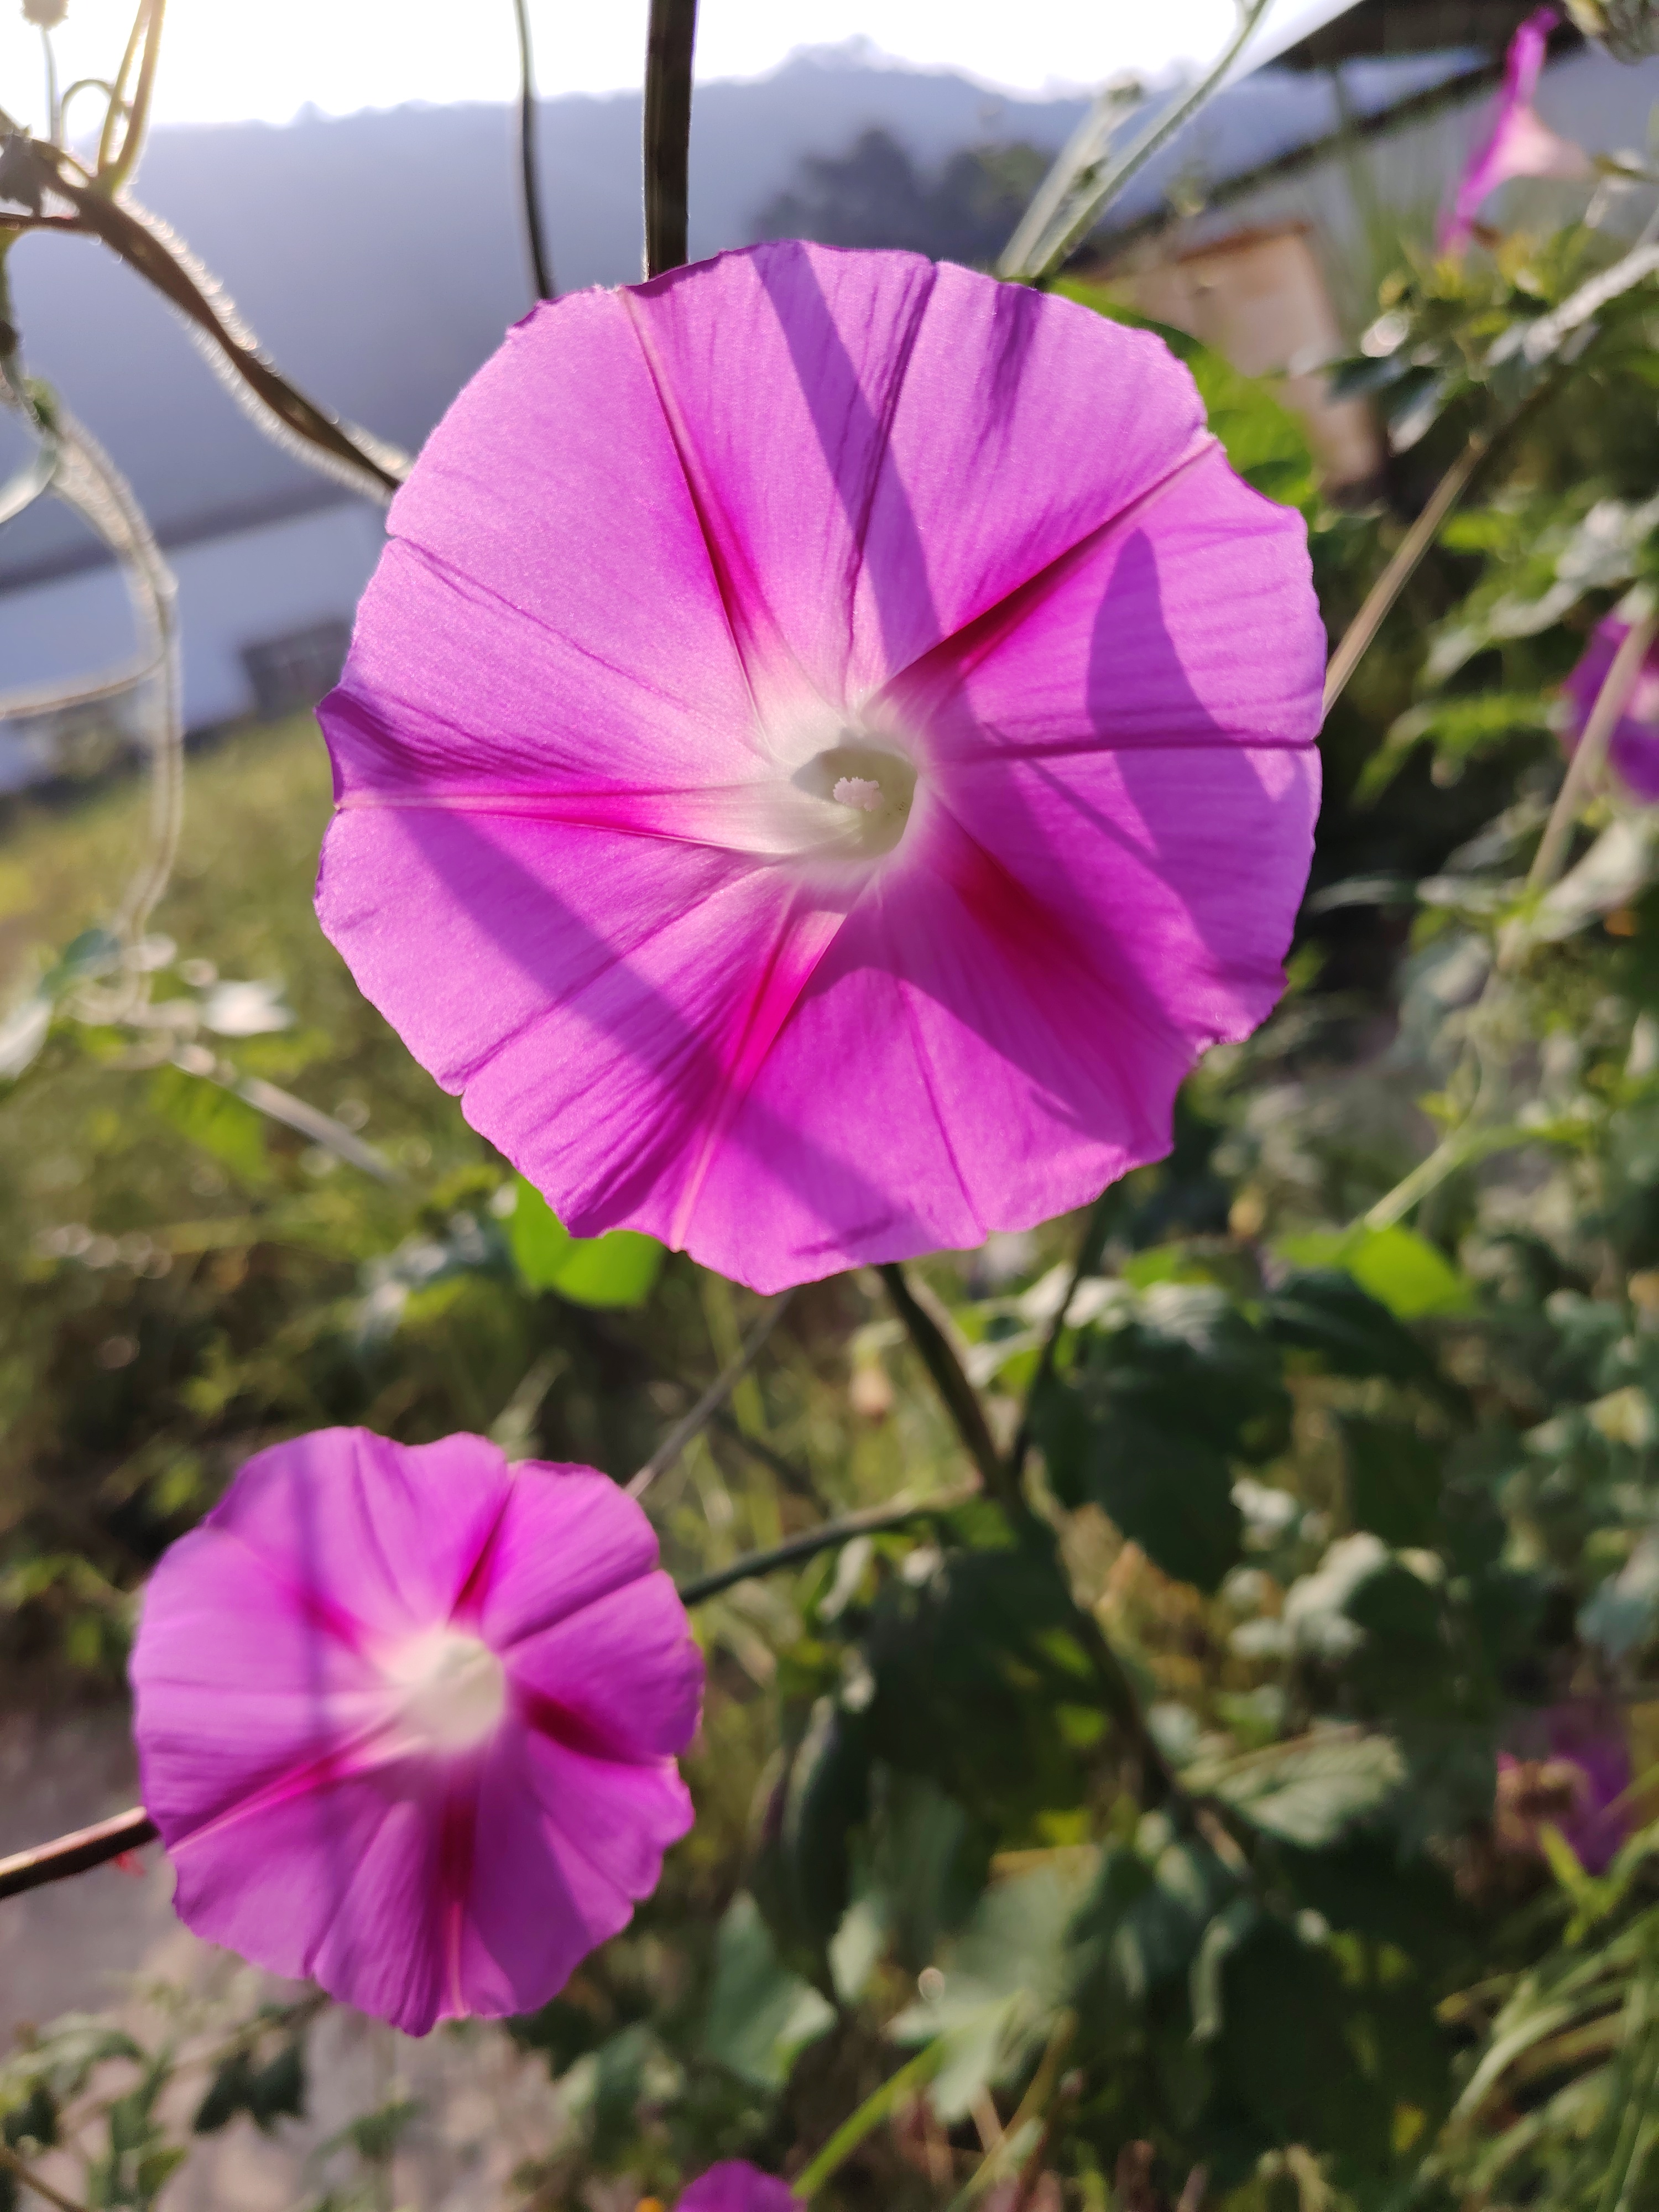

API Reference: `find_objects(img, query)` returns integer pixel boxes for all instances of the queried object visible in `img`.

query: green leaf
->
[148,1064,272,1186]
[890,1860,1092,2119]
[503,1177,662,1308]
[247,2042,305,2131]
[701,1892,834,2090]
[1342,1416,1444,1549]
[1209,1918,1394,2164]
[1264,1269,1442,1388]
[192,2053,253,2135]
[1036,1284,1286,1590]
[1276,1225,1473,1319]
[1185,1731,1406,1848]
[860,1535,1103,1820]
[1043,1396,1243,1592]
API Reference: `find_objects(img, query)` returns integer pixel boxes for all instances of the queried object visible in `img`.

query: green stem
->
[676,1483,977,1607]
[97,0,149,173]
[878,1262,1009,1505]
[100,0,165,191]
[1528,603,1658,891]
[643,0,697,277]
[628,1291,793,1501]
[879,1262,1181,1808]
[999,0,1270,283]
[1008,1190,1115,1483]
[0,2143,92,2212]
[512,0,554,301]
[793,2041,950,2200]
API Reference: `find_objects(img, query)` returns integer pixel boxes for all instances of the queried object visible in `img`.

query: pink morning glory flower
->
[1439,8,1591,253]
[1496,1705,1630,1875]
[316,243,1322,1293]
[130,1428,702,2034]
[1564,614,1659,801]
[677,2163,796,2212]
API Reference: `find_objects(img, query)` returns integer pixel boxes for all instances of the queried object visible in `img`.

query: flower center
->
[796,742,916,857]
[384,1627,506,1752]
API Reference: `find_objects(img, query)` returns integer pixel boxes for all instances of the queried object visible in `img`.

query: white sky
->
[0,0,1345,136]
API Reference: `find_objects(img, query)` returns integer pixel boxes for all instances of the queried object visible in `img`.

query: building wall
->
[0,500,384,740]
[1126,43,1659,335]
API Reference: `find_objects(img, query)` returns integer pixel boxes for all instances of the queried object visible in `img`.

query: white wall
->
[0,499,385,735]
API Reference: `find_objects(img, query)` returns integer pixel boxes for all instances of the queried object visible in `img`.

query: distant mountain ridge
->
[0,40,1468,591]
[0,48,1090,589]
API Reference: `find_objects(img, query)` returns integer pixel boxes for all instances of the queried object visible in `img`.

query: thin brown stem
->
[0,118,406,502]
[879,1262,1183,1809]
[1528,606,1659,891]
[512,0,553,301]
[879,1262,1008,1501]
[675,1481,979,1606]
[0,1805,156,1902]
[1322,431,1488,717]
[628,1290,793,1499]
[643,0,697,277]
[0,2144,93,2212]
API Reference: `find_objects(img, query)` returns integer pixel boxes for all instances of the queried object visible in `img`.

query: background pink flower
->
[1564,615,1659,801]
[1496,1704,1631,1875]
[677,2162,796,2212]
[131,1428,702,2034]
[1439,8,1591,252]
[316,242,1322,1293]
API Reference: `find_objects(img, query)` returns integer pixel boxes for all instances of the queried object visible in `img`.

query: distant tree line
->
[752,127,1051,268]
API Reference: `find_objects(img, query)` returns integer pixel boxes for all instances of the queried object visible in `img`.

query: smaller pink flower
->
[1440,8,1592,252]
[1496,1704,1630,1874]
[677,2163,795,2212]
[131,1428,703,2034]
[1564,615,1659,801]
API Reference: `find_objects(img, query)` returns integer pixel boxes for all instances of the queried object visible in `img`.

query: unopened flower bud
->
[1564,0,1659,59]
[21,0,70,28]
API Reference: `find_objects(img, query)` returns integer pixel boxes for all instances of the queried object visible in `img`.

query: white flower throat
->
[385,1627,507,1751]
[797,740,916,858]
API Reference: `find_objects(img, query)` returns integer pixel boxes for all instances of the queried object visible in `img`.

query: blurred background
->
[1,0,1653,762]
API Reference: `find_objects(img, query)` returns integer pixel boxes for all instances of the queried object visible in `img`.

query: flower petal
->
[504,1568,704,1760]
[456,1723,693,2018]
[201,1428,512,1644]
[131,1525,392,1837]
[166,1762,458,2035]
[317,803,868,1249]
[469,1461,672,1650]
[623,242,1209,709]
[337,289,761,800]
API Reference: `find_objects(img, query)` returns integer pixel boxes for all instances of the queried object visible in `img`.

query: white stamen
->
[832,775,884,813]
[384,1627,506,1751]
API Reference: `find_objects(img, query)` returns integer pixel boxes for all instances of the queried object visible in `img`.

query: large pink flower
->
[316,243,1322,1293]
[1439,8,1591,253]
[130,1429,702,2034]
[1564,614,1659,801]
[677,2163,795,2212]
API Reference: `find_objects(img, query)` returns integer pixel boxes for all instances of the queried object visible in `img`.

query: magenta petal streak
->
[316,243,1324,1292]
[1439,8,1590,252]
[130,1428,703,2034]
